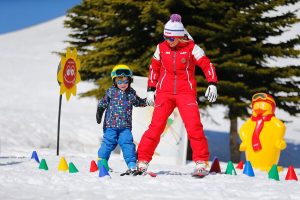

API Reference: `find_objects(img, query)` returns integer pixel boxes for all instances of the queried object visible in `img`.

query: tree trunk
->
[230,117,240,163]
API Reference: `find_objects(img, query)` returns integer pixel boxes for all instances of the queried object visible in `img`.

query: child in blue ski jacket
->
[96,64,147,174]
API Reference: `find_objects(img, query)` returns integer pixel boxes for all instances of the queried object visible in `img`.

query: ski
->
[132,170,143,176]
[119,169,156,177]
[120,169,210,178]
[192,170,209,178]
[192,173,205,178]
[132,170,157,177]
[146,171,157,177]
[120,170,132,176]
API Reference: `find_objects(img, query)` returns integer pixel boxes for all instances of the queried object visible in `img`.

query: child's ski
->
[132,170,157,177]
[120,170,156,177]
[120,170,132,176]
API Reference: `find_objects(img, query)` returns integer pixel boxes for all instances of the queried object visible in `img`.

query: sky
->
[0,0,81,34]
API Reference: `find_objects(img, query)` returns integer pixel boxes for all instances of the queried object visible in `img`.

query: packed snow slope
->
[0,16,299,200]
[1,150,300,200]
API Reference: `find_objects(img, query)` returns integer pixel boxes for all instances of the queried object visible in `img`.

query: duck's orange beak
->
[254,108,266,116]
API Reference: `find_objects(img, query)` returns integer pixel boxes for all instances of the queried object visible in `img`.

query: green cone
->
[225,161,237,175]
[98,159,109,171]
[268,164,279,181]
[39,159,48,170]
[69,162,79,173]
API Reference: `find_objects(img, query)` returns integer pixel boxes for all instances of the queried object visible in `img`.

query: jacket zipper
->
[173,50,177,94]
[186,53,192,90]
[159,62,166,90]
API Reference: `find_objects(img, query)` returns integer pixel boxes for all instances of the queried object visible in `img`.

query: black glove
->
[96,107,105,124]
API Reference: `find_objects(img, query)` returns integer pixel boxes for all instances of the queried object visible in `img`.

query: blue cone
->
[97,159,109,171]
[243,161,255,177]
[31,151,40,163]
[99,165,110,178]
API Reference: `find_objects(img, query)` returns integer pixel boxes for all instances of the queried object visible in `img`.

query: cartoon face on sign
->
[63,59,76,89]
[57,48,81,101]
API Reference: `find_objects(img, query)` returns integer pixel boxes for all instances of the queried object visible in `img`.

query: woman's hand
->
[205,84,217,103]
[146,91,155,106]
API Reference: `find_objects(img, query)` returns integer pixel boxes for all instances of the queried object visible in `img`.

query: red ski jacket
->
[148,40,218,95]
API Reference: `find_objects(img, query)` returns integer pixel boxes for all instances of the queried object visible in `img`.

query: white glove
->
[146,91,155,106]
[205,85,217,103]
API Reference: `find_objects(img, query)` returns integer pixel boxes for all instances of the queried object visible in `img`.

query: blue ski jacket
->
[98,86,147,129]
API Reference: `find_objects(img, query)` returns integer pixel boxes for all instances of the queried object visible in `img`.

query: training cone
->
[209,157,221,174]
[98,159,109,172]
[58,157,69,171]
[31,151,40,163]
[268,164,280,181]
[236,161,244,170]
[243,161,255,177]
[39,159,48,170]
[90,160,98,172]
[225,161,237,175]
[99,165,110,178]
[69,162,79,173]
[285,165,298,181]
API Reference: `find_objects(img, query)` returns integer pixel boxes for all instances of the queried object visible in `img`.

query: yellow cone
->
[58,157,69,171]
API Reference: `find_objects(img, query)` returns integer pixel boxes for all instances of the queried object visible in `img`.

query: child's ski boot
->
[120,162,138,176]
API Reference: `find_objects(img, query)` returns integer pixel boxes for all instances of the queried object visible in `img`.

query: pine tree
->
[64,0,300,162]
[64,0,168,97]
[205,0,300,162]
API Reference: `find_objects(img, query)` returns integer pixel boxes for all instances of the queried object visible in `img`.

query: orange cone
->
[285,165,298,181]
[90,160,98,172]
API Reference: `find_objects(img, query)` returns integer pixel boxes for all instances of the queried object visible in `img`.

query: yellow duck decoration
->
[239,93,286,171]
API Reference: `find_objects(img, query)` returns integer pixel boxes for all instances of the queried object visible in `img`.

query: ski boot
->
[120,168,138,176]
[120,162,138,176]
[192,161,209,178]
[133,161,149,176]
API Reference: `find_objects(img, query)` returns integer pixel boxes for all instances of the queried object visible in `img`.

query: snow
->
[0,17,99,154]
[0,16,300,200]
[1,151,300,200]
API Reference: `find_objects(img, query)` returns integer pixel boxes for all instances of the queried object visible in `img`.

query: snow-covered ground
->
[1,150,300,200]
[0,16,299,200]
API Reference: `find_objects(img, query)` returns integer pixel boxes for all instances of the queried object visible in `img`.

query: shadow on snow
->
[0,156,27,166]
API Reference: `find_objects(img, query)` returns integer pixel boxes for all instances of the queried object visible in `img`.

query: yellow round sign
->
[57,48,81,101]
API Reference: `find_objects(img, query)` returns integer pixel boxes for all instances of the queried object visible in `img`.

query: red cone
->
[209,157,221,174]
[236,161,244,170]
[285,165,298,181]
[90,160,98,172]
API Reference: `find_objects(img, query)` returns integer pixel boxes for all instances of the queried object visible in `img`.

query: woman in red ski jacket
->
[136,14,218,177]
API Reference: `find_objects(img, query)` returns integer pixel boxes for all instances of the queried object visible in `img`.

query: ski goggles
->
[164,36,176,42]
[252,93,268,101]
[116,79,130,85]
[252,93,276,106]
[111,69,133,77]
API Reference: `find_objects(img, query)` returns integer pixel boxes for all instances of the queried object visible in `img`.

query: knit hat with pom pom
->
[164,14,185,37]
